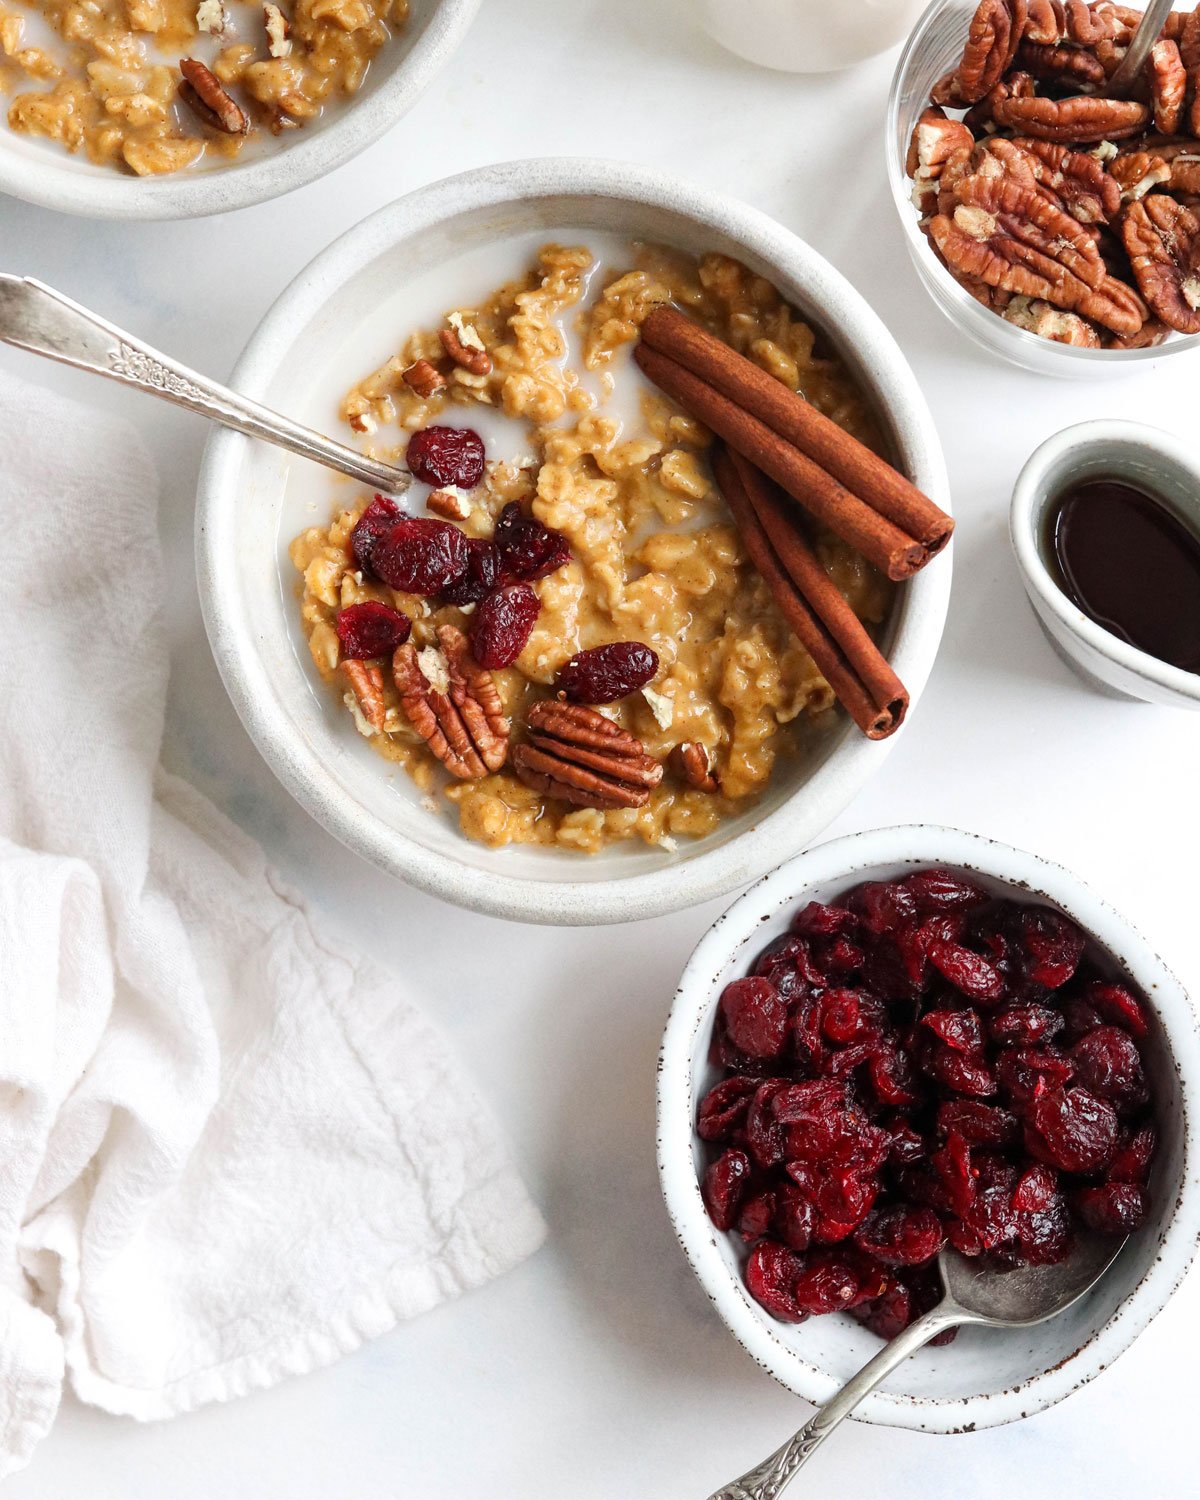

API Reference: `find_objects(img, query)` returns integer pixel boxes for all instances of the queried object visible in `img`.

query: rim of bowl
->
[1011,418,1200,704]
[196,157,953,926]
[657,823,1200,1431]
[0,0,480,221]
[885,0,1200,369]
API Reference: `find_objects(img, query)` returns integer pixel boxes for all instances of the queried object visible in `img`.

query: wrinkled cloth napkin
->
[0,368,545,1477]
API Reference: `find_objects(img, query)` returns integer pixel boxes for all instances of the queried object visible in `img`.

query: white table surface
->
[4,1,1200,1493]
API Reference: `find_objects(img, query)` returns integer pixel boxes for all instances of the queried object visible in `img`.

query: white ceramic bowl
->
[196,158,951,926]
[699,0,929,73]
[886,0,1200,377]
[1011,420,1200,710]
[658,825,1200,1432]
[0,0,479,220]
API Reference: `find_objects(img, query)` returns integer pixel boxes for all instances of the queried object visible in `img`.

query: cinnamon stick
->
[713,445,908,740]
[635,344,926,582]
[641,306,953,557]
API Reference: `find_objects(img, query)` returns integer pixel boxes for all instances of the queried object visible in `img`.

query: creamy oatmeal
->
[0,0,407,173]
[288,243,893,855]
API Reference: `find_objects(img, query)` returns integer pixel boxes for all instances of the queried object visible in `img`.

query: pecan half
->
[1147,39,1187,136]
[1018,39,1106,85]
[393,625,508,778]
[908,107,976,214]
[1001,296,1102,343]
[991,90,1150,142]
[1066,0,1125,45]
[956,0,1029,103]
[669,741,719,793]
[1010,136,1122,221]
[439,326,492,376]
[1109,150,1171,202]
[178,58,248,135]
[1106,314,1172,347]
[1024,0,1066,44]
[402,359,447,398]
[511,702,664,811]
[1120,193,1200,333]
[342,659,386,734]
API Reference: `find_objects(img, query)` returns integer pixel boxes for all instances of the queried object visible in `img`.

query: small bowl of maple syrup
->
[1011,421,1200,710]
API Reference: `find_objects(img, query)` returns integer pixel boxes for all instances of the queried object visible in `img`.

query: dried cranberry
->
[371,518,470,596]
[701,1149,752,1231]
[493,501,572,582]
[867,1047,924,1109]
[335,600,411,659]
[1017,1195,1073,1265]
[1087,982,1150,1040]
[1024,1087,1119,1174]
[349,494,404,578]
[745,1241,806,1322]
[405,425,485,489]
[988,1004,1065,1048]
[937,1099,1019,1147]
[738,1190,777,1241]
[1070,1027,1148,1115]
[1022,909,1086,989]
[557,642,659,704]
[792,901,859,938]
[697,1076,758,1142]
[774,1184,818,1252]
[845,880,918,934]
[1108,1125,1157,1185]
[926,931,1004,1003]
[721,977,789,1059]
[1075,1181,1149,1234]
[901,868,989,913]
[853,1280,913,1340]
[853,1206,944,1267]
[470,583,540,669]
[996,1046,1075,1110]
[921,1008,985,1055]
[440,537,503,607]
[932,1130,975,1217]
[792,1255,861,1315]
[1011,1163,1057,1214]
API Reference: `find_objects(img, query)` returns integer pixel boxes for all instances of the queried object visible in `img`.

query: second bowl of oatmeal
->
[196,158,952,924]
[0,0,479,218]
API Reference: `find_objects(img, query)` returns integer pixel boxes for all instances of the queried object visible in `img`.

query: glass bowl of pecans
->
[887,0,1200,374]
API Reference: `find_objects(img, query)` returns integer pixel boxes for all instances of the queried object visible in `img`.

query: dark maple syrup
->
[1048,480,1200,674]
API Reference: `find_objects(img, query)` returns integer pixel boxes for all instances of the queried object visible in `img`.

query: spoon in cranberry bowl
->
[709,1231,1125,1499]
[0,276,409,495]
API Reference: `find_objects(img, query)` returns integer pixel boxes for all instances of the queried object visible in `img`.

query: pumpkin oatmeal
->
[0,0,407,174]
[287,243,895,855]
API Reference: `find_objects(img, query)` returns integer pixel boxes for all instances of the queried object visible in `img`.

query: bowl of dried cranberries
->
[657,824,1200,1432]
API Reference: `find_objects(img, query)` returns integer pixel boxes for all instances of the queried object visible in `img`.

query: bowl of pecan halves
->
[888,0,1200,371]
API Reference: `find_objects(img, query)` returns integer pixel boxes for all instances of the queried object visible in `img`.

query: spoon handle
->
[706,1304,962,1500]
[0,275,410,497]
[1107,0,1176,95]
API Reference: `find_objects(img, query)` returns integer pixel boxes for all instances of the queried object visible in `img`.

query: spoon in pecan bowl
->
[0,275,410,496]
[708,1233,1126,1500]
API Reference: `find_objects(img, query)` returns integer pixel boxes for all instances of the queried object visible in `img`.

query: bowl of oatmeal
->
[0,0,478,217]
[196,159,952,924]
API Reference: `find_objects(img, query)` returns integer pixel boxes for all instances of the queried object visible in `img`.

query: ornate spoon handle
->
[707,1305,962,1500]
[0,275,409,496]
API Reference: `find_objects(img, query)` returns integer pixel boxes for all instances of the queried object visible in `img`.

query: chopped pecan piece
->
[991,90,1150,143]
[1147,39,1187,136]
[426,487,472,521]
[1121,194,1200,333]
[669,741,719,793]
[511,702,664,811]
[908,107,976,215]
[178,58,248,135]
[342,659,386,734]
[393,625,508,779]
[439,326,492,376]
[402,359,447,399]
[955,0,1029,103]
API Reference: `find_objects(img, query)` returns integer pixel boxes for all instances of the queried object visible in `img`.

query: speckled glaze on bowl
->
[1011,420,1200,710]
[658,825,1200,1432]
[196,158,951,926]
[0,0,479,220]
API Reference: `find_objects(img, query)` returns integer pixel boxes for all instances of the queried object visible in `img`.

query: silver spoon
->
[1105,0,1175,96]
[0,275,410,496]
[709,1233,1127,1500]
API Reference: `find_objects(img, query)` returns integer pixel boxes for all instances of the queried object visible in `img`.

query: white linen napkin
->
[0,368,546,1477]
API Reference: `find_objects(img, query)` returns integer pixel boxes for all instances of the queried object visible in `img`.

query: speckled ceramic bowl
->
[196,159,951,925]
[0,0,479,220]
[658,825,1200,1431]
